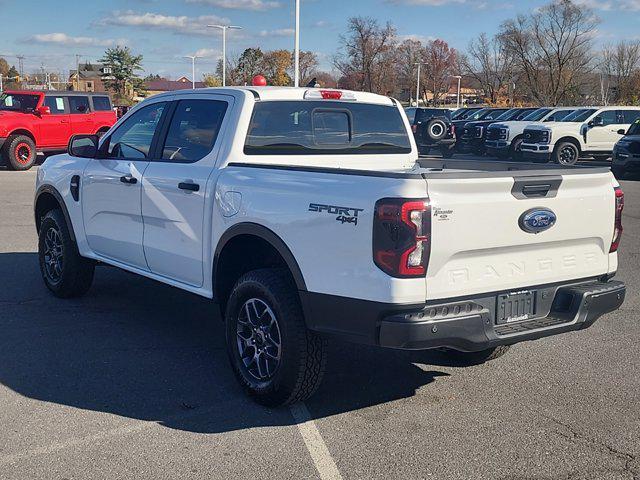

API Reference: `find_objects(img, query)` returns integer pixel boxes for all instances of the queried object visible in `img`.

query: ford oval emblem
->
[519,208,557,234]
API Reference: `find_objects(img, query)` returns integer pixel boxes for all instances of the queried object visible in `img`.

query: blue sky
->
[1,0,640,80]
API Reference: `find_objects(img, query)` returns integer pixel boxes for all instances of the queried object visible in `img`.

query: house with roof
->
[69,63,113,93]
[145,76,206,96]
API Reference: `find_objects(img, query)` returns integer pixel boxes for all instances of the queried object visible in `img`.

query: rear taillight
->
[610,186,624,253]
[450,124,455,135]
[412,124,417,134]
[373,198,431,278]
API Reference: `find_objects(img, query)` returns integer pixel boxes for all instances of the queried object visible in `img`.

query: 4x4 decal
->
[308,203,364,226]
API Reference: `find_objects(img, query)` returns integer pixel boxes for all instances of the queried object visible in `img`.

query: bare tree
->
[461,33,514,104]
[423,39,458,105]
[333,17,396,93]
[499,0,598,106]
[291,51,319,85]
[395,39,425,100]
[600,40,640,104]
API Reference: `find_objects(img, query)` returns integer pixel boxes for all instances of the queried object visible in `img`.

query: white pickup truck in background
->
[521,106,640,165]
[34,87,627,406]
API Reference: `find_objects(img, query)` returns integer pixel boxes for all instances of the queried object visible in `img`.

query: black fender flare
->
[34,184,77,243]
[213,222,307,298]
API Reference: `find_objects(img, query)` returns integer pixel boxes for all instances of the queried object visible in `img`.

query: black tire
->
[553,141,580,166]
[444,345,511,366]
[440,147,454,158]
[425,118,448,142]
[510,137,524,161]
[38,209,95,298]
[2,134,37,171]
[225,269,327,407]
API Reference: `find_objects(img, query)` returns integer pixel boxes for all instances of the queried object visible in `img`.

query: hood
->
[488,120,541,129]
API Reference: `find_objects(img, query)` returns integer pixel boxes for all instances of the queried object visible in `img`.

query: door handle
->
[178,182,200,192]
[60,119,69,124]
[120,175,138,185]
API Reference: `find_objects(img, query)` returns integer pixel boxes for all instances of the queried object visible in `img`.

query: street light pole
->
[414,62,426,107]
[452,75,462,109]
[183,56,200,89]
[294,0,300,87]
[208,25,243,87]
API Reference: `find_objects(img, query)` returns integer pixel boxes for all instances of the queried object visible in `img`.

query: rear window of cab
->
[244,101,412,155]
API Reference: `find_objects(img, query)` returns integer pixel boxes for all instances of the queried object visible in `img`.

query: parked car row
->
[0,90,117,170]
[406,105,640,176]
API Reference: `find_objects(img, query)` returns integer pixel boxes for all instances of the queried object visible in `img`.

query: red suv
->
[0,90,117,170]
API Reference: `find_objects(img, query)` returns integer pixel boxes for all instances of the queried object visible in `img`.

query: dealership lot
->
[0,161,638,479]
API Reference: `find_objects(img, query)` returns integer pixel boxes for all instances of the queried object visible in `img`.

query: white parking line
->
[290,402,343,480]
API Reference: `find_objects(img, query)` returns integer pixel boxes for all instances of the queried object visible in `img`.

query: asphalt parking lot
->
[0,159,638,480]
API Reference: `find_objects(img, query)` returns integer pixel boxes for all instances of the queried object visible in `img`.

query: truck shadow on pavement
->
[0,252,453,434]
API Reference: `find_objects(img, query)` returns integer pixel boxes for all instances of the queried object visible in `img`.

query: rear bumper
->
[301,279,625,352]
[613,152,640,171]
[417,137,455,148]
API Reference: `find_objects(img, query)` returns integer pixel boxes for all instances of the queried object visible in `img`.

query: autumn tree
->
[499,0,598,106]
[202,73,222,87]
[334,16,396,93]
[294,51,319,85]
[263,50,292,86]
[461,33,514,104]
[236,48,265,85]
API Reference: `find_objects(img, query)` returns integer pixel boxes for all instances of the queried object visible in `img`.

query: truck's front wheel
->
[38,209,95,298]
[3,134,37,171]
[225,269,327,406]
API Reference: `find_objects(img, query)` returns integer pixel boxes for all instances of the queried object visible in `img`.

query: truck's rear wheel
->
[225,269,327,406]
[38,209,95,298]
[444,345,511,366]
[3,134,37,171]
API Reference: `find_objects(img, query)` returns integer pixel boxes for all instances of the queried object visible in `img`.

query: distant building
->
[145,76,206,96]
[69,63,113,92]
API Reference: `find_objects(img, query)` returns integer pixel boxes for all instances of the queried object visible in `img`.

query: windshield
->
[0,93,40,112]
[465,108,489,121]
[245,101,412,155]
[415,108,451,122]
[627,119,640,135]
[522,108,552,122]
[482,109,510,121]
[561,108,597,122]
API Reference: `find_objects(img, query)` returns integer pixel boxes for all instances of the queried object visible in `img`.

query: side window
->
[622,110,640,124]
[103,102,166,160]
[69,96,90,114]
[161,99,227,163]
[43,96,66,114]
[594,110,617,126]
[92,96,112,111]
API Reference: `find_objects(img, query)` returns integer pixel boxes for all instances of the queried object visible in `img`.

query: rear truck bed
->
[304,159,626,351]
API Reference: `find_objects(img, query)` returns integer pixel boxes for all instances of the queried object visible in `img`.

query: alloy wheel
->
[43,227,64,284]
[236,298,282,381]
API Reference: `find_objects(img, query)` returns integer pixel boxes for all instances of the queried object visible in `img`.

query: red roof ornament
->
[252,75,267,87]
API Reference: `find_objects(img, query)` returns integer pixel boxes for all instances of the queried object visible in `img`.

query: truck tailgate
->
[425,171,616,300]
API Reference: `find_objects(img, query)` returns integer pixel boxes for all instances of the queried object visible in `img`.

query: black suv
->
[406,108,456,158]
[458,107,537,156]
[612,119,640,179]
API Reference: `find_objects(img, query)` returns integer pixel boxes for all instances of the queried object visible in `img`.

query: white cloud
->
[97,11,232,36]
[193,48,221,58]
[27,33,125,47]
[573,0,640,9]
[185,0,282,10]
[259,28,295,37]
[398,34,436,43]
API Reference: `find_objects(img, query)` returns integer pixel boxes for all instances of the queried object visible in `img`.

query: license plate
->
[496,291,536,324]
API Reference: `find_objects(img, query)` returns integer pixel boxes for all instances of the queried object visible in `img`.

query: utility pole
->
[75,54,82,91]
[294,0,300,87]
[452,75,462,109]
[16,55,25,88]
[0,74,3,92]
[207,25,242,87]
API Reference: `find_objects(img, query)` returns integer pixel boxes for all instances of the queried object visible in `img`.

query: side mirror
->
[589,117,604,128]
[36,106,51,116]
[69,134,99,158]
[617,129,627,135]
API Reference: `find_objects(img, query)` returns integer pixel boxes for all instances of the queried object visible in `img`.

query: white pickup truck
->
[34,87,626,406]
[485,107,575,160]
[521,106,640,165]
